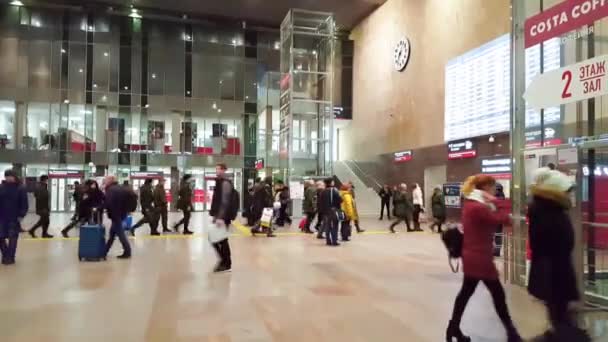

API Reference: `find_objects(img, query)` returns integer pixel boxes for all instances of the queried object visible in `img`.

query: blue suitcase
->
[78,224,106,261]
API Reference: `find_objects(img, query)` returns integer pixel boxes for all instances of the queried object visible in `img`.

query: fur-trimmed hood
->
[530,167,574,208]
[530,185,571,208]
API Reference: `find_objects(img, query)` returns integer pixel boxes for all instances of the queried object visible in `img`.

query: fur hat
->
[530,167,574,207]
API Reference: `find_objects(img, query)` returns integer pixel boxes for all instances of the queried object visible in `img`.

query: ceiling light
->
[63,99,70,104]
[151,73,157,79]
[186,90,191,95]
[218,109,222,113]
[182,14,188,19]
[219,80,223,84]
[61,48,67,54]
[93,84,98,88]
[312,50,317,55]
[32,20,41,27]
[10,1,24,6]
[88,26,94,32]
[144,104,149,108]
[1,107,15,113]
[245,96,249,100]
[232,39,237,45]
[103,52,109,57]
[101,96,107,101]
[124,86,129,90]
[212,102,217,110]
[274,42,280,50]
[129,9,141,18]
[79,69,83,73]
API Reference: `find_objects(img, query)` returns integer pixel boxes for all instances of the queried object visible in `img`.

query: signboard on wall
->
[525,123,563,147]
[481,157,512,179]
[443,183,462,208]
[524,0,608,48]
[394,150,413,163]
[48,170,84,179]
[130,171,164,179]
[448,139,477,159]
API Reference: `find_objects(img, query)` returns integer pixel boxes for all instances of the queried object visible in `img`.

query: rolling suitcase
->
[78,210,106,261]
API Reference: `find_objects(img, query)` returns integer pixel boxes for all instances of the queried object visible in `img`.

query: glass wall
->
[0,3,279,160]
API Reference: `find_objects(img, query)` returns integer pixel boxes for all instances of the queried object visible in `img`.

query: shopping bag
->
[298,217,307,231]
[208,222,230,243]
[260,208,273,228]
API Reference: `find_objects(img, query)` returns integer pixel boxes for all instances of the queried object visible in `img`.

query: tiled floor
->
[1,213,605,341]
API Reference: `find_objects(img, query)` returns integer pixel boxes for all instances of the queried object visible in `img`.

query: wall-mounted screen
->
[444,34,560,142]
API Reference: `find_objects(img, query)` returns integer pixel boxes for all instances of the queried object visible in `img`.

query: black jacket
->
[527,191,579,303]
[104,183,130,221]
[139,183,154,210]
[251,183,272,217]
[379,188,392,203]
[0,181,28,227]
[153,183,167,209]
[79,188,104,222]
[210,177,231,219]
[318,187,342,216]
[177,182,193,210]
[34,182,50,213]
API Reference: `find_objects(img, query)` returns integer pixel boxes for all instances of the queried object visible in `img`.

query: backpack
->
[441,223,464,273]
[226,183,240,221]
[125,189,138,213]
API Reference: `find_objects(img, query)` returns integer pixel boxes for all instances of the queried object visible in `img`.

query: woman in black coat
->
[527,168,579,335]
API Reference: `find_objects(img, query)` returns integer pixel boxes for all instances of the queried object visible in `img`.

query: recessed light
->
[186,90,191,95]
[79,69,83,73]
[93,84,98,88]
[144,104,149,108]
[61,48,67,54]
[124,86,129,90]
[232,39,237,45]
[245,96,249,100]
[218,109,222,113]
[151,73,157,79]
[10,1,24,6]
[101,96,107,101]
[88,26,94,31]
[212,103,217,109]
[103,52,109,57]
[63,99,70,104]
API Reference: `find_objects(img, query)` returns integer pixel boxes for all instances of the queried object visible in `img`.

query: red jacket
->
[461,199,510,280]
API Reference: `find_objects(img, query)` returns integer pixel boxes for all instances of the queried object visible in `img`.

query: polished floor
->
[1,213,605,341]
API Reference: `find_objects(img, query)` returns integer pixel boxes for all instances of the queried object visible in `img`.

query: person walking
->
[131,178,157,236]
[174,174,194,235]
[61,179,105,237]
[318,178,342,246]
[103,176,132,259]
[429,186,446,233]
[0,170,28,265]
[28,175,53,238]
[209,163,234,273]
[302,180,317,234]
[347,181,365,233]
[153,178,170,233]
[447,175,521,342]
[275,181,292,227]
[378,184,392,220]
[412,183,424,231]
[528,168,584,339]
[390,184,413,233]
[70,181,83,221]
[339,184,356,241]
[251,177,275,237]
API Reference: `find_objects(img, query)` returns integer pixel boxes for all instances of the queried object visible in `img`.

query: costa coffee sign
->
[394,150,413,163]
[448,139,477,160]
[525,0,608,48]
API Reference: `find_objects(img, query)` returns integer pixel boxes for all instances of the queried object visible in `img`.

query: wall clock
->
[394,37,411,72]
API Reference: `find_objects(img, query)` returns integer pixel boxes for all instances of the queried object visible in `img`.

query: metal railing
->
[343,160,383,190]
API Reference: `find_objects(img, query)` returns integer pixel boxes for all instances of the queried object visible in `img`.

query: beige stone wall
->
[341,0,511,161]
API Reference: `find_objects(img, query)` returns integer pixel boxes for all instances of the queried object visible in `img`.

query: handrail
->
[344,160,383,190]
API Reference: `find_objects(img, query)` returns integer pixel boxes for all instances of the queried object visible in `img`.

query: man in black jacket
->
[28,175,53,238]
[103,176,132,259]
[378,184,392,220]
[173,174,194,235]
[318,178,342,246]
[209,163,233,272]
[0,170,29,264]
[131,178,157,236]
[153,178,170,233]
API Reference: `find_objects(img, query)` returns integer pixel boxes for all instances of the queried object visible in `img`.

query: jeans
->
[341,219,352,240]
[105,218,132,256]
[324,214,339,245]
[451,276,516,333]
[390,216,412,231]
[0,223,19,263]
[157,206,168,231]
[380,201,391,219]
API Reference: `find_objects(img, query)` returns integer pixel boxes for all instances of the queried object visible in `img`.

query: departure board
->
[444,34,560,142]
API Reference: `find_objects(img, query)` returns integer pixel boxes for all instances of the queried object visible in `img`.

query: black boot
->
[446,320,471,342]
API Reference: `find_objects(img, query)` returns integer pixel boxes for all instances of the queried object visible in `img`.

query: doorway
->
[424,165,447,212]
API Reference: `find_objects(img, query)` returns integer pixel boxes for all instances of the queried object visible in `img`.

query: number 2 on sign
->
[562,70,572,99]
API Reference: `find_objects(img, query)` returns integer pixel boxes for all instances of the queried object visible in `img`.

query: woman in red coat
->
[447,175,522,342]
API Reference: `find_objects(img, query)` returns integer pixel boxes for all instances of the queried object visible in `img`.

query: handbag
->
[260,207,273,227]
[208,221,230,243]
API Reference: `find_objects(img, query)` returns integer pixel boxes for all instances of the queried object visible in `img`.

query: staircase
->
[333,161,380,218]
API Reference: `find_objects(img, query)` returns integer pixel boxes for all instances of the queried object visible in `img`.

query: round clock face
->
[394,37,411,72]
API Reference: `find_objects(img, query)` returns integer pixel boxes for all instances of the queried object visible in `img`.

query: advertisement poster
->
[443,183,462,208]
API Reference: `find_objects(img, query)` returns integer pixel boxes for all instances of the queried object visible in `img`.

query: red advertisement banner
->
[525,0,608,48]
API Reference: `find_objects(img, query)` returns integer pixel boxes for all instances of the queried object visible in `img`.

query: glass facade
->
[0,2,283,207]
[511,0,608,307]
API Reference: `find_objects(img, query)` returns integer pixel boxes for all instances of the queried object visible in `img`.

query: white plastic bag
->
[208,221,230,243]
[260,207,273,227]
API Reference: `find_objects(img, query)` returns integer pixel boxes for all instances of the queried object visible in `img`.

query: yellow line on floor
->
[232,221,253,236]
[20,232,243,242]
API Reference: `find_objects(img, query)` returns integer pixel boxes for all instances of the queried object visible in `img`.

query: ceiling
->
[53,0,387,29]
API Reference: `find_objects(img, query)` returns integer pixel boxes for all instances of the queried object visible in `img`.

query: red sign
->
[525,0,608,48]
[48,170,84,178]
[255,159,264,170]
[394,150,413,163]
[448,150,477,160]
